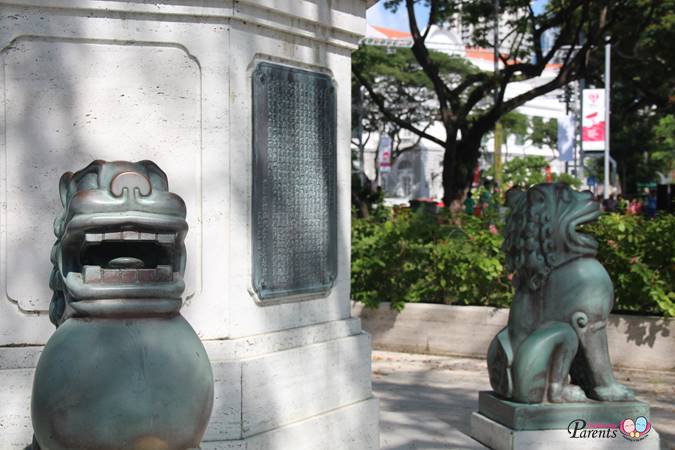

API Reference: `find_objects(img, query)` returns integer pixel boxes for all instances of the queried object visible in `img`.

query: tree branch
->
[422,0,437,40]
[405,0,454,124]
[393,123,433,160]
[450,71,493,98]
[527,4,543,64]
[353,68,446,147]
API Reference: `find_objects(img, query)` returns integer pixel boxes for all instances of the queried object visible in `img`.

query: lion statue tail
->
[487,327,514,398]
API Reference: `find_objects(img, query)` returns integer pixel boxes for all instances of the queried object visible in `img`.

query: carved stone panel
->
[252,62,337,301]
[1,37,202,312]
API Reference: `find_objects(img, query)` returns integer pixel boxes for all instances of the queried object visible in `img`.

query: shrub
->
[352,209,512,311]
[583,213,675,316]
[352,208,675,316]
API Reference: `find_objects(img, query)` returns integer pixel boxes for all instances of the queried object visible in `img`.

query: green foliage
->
[491,114,558,152]
[352,46,441,135]
[528,117,558,150]
[583,214,675,316]
[352,45,484,111]
[555,172,582,189]
[488,156,582,189]
[499,111,529,145]
[353,209,674,316]
[498,156,549,187]
[654,114,675,148]
[600,0,675,192]
[352,209,513,312]
[652,114,675,175]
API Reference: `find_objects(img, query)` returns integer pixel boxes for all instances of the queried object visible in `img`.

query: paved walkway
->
[372,350,675,450]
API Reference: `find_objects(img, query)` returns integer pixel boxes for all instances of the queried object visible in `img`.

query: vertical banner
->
[582,89,605,151]
[557,115,575,162]
[378,134,392,173]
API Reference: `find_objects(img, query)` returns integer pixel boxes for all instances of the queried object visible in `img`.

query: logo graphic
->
[619,416,651,441]
[568,417,653,442]
[568,419,617,439]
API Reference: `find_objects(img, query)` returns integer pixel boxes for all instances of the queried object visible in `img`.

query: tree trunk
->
[441,136,483,207]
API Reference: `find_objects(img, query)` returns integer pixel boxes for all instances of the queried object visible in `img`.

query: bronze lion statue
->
[32,160,212,450]
[487,183,634,403]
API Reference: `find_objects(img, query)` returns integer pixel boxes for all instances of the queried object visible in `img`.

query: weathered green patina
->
[487,183,634,404]
[478,391,649,430]
[31,161,214,450]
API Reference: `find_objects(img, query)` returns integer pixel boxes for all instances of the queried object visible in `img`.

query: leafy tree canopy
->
[499,111,529,145]
[353,0,660,205]
[528,116,558,150]
[585,0,675,192]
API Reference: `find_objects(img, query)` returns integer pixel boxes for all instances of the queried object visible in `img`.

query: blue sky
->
[366,2,428,31]
[367,1,549,32]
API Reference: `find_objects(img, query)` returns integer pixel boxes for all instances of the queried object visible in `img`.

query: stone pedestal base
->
[471,412,661,450]
[477,391,651,430]
[202,399,379,450]
[471,392,660,450]
[0,318,379,450]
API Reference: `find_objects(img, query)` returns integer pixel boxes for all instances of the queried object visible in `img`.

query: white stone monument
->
[0,1,379,448]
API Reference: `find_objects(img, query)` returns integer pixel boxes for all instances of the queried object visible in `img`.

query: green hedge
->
[583,213,675,316]
[352,208,675,316]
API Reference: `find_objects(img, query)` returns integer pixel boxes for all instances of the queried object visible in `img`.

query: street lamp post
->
[493,0,502,187]
[604,36,611,199]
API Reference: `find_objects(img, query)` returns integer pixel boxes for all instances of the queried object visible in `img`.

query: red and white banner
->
[378,135,392,173]
[581,89,605,151]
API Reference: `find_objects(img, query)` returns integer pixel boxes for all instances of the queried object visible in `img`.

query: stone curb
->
[353,302,675,371]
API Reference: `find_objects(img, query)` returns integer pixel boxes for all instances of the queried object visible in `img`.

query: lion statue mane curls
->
[501,182,600,292]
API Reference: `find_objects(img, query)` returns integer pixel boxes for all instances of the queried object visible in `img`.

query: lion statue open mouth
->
[487,183,634,403]
[49,159,188,325]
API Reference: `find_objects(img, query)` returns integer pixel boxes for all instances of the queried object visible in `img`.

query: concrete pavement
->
[373,350,675,450]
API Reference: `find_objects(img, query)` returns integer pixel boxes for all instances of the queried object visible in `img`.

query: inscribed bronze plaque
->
[252,62,337,300]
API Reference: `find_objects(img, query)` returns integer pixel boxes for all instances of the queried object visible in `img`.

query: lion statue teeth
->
[487,182,635,404]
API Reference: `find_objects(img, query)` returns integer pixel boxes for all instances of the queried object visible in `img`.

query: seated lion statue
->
[487,183,634,403]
